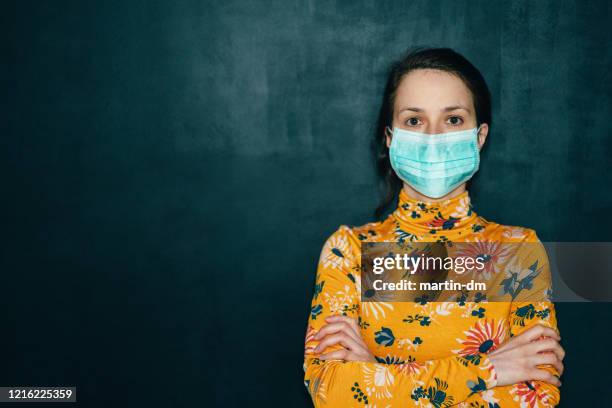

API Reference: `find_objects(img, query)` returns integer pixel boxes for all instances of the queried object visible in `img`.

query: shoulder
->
[318,216,394,258]
[476,216,541,243]
[328,216,395,243]
[476,218,550,268]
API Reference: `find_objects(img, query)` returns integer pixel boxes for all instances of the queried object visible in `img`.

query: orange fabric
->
[303,189,560,407]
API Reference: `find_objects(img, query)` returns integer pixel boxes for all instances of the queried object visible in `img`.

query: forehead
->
[394,69,474,111]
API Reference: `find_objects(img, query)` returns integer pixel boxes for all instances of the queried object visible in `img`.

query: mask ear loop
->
[475,124,483,150]
[385,126,393,139]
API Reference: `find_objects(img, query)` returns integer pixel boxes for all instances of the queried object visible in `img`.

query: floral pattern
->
[510,381,554,408]
[455,319,507,360]
[304,189,560,407]
[453,240,515,279]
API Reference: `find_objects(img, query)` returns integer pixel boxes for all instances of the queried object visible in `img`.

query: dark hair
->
[373,47,492,219]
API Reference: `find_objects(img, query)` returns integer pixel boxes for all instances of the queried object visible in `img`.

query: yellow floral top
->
[303,189,560,407]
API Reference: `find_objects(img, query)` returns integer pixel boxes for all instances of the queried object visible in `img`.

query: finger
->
[531,353,564,375]
[319,349,349,361]
[492,325,546,353]
[325,315,361,333]
[315,322,363,346]
[489,331,527,355]
[489,337,517,355]
[314,333,362,354]
[557,344,566,361]
[544,360,564,376]
[319,349,369,362]
[530,369,562,387]
[539,345,565,365]
[520,325,560,343]
[325,315,361,337]
[529,339,564,361]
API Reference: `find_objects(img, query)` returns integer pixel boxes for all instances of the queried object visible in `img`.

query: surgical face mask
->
[387,126,482,199]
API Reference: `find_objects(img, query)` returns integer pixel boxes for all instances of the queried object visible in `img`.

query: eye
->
[404,117,422,127]
[447,116,464,126]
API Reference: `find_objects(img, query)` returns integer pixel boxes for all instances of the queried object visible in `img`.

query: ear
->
[385,126,393,148]
[476,123,489,150]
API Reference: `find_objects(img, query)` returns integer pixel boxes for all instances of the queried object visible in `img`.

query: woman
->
[303,48,564,407]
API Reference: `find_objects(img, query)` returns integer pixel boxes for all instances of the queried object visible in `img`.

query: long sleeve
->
[504,235,561,406]
[303,226,497,407]
[456,233,561,407]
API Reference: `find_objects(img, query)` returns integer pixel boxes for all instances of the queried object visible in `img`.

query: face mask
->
[387,126,481,199]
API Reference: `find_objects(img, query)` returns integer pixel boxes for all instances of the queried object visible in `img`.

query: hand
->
[312,315,376,363]
[488,324,565,387]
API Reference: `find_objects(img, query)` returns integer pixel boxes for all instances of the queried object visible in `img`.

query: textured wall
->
[3,0,611,406]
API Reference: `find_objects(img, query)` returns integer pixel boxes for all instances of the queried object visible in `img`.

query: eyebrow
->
[399,105,471,113]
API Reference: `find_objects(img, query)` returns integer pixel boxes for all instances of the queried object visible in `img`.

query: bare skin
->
[313,68,565,387]
[385,68,489,203]
[487,324,564,387]
[313,316,376,362]
[313,316,563,387]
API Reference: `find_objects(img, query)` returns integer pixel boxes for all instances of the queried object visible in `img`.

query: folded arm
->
[303,227,497,407]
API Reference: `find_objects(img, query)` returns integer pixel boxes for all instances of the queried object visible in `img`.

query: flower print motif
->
[377,355,425,376]
[323,285,358,315]
[313,280,325,300]
[401,202,422,219]
[361,301,394,321]
[450,196,471,218]
[471,307,486,318]
[453,240,515,279]
[397,336,423,352]
[362,364,395,399]
[511,303,551,327]
[319,234,351,270]
[354,266,397,308]
[500,259,543,300]
[510,381,552,408]
[357,228,379,240]
[396,358,425,376]
[455,319,507,358]
[460,302,485,319]
[471,223,484,233]
[411,377,454,407]
[350,382,369,405]
[427,211,460,230]
[402,314,431,326]
[395,223,420,243]
[416,202,438,214]
[375,355,405,364]
[467,377,488,396]
[502,226,527,239]
[414,295,430,305]
[310,304,323,320]
[374,327,395,347]
[306,367,329,405]
[544,287,553,302]
[480,389,501,406]
[434,302,456,316]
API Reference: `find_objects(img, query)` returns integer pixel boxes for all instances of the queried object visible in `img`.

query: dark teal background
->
[3,0,611,406]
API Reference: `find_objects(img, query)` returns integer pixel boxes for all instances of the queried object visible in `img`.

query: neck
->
[401,183,468,204]
[392,185,477,235]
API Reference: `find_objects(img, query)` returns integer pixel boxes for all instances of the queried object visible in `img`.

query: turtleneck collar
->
[391,188,478,235]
